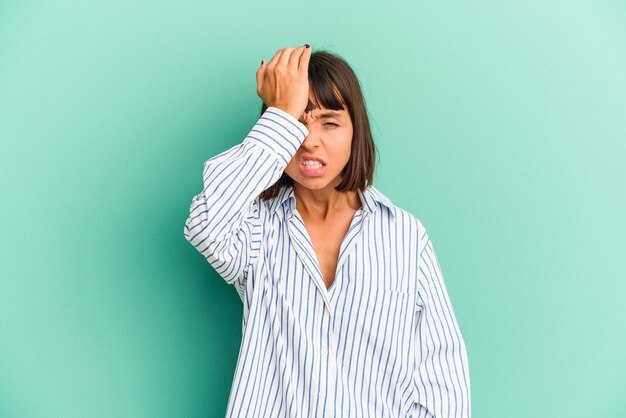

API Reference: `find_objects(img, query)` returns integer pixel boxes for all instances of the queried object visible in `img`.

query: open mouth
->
[300,160,326,176]
[301,160,326,169]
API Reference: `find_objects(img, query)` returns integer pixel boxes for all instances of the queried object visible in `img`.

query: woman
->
[184,45,471,418]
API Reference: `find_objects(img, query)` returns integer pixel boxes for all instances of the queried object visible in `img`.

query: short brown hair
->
[259,49,377,202]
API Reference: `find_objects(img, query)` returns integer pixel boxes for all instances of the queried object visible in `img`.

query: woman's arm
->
[184,45,312,291]
[184,107,308,289]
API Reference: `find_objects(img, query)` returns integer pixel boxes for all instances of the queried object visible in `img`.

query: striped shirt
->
[184,106,471,417]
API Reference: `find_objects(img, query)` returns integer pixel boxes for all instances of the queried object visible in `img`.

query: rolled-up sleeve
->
[411,222,471,417]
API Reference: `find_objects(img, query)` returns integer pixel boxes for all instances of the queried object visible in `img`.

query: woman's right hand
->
[256,45,312,120]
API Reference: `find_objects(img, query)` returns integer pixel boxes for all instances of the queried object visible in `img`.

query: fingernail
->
[305,44,310,48]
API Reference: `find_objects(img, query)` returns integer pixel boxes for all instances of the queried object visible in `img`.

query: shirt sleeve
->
[411,221,471,418]
[183,106,308,290]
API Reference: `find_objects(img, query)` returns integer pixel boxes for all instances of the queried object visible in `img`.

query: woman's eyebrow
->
[318,111,342,119]
[299,110,343,123]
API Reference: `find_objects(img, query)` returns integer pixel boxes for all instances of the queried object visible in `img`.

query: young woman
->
[184,45,471,418]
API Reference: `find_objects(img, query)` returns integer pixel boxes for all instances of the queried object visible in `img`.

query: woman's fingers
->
[257,45,311,118]
[266,48,283,71]
[298,45,311,76]
[277,47,295,70]
[288,46,306,72]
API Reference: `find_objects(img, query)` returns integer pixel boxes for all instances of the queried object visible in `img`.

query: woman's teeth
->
[303,160,323,168]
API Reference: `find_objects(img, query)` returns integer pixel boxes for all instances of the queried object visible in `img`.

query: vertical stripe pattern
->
[184,106,471,417]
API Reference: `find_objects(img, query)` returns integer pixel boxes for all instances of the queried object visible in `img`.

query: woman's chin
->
[293,175,342,191]
[294,179,328,190]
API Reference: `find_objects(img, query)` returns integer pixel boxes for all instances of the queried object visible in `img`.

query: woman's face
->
[283,91,354,191]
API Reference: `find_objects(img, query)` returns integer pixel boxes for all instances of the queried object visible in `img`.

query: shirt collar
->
[266,183,397,219]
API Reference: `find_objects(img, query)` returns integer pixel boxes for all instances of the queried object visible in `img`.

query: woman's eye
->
[324,122,338,127]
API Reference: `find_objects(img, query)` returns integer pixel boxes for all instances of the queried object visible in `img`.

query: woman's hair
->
[259,49,377,202]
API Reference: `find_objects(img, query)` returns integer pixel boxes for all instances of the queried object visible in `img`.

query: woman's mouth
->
[300,160,326,177]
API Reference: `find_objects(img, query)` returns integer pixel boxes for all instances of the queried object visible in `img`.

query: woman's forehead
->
[303,96,347,116]
[299,107,346,123]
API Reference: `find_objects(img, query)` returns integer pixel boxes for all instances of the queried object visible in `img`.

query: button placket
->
[316,299,340,412]
[318,307,328,398]
[323,320,338,416]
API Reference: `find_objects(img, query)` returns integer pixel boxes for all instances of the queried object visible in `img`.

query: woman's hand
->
[256,45,311,120]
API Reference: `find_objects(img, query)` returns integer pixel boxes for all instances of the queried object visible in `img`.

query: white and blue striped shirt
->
[184,106,471,417]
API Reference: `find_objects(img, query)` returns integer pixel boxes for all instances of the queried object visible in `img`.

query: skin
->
[257,46,362,287]
[256,45,360,223]
[283,90,361,222]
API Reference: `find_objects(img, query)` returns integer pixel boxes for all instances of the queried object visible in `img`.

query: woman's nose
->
[302,130,321,147]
